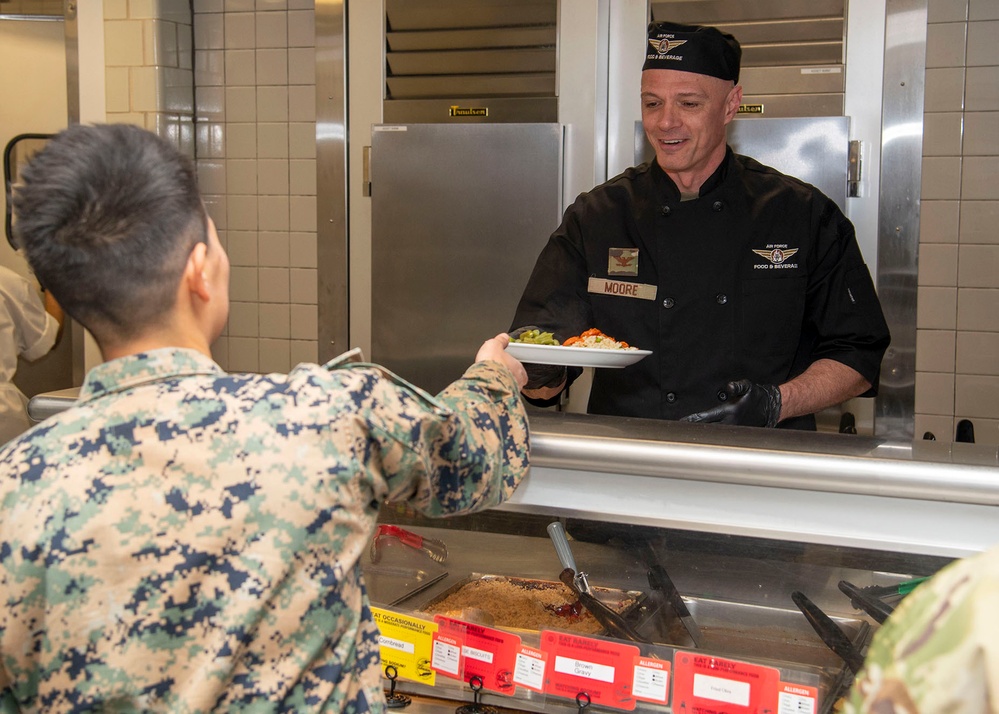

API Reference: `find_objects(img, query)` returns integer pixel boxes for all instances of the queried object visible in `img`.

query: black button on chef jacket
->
[512,148,891,430]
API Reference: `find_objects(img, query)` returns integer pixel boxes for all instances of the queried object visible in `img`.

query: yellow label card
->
[372,607,439,686]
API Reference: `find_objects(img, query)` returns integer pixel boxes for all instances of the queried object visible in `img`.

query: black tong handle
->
[838,580,895,624]
[791,590,865,674]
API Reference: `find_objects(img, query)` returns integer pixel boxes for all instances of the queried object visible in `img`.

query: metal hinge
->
[848,140,862,197]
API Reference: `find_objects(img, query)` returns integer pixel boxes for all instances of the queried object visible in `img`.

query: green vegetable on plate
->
[510,329,559,346]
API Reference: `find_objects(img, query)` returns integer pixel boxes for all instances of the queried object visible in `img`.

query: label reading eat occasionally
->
[673,652,781,713]
[541,631,640,711]
[372,607,438,686]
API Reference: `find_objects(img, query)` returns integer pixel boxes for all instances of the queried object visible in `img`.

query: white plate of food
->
[505,342,652,368]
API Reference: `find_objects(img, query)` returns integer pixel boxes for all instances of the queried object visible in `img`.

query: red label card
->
[541,630,641,711]
[672,652,780,714]
[434,615,522,696]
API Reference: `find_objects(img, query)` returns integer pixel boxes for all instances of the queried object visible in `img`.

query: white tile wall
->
[917,0,999,444]
[960,201,999,243]
[103,0,195,157]
[195,2,317,372]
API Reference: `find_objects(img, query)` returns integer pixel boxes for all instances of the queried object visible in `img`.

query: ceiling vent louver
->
[384,0,558,123]
[650,0,847,118]
[0,0,63,17]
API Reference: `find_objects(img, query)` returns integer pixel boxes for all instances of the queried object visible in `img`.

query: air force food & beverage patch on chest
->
[752,245,799,270]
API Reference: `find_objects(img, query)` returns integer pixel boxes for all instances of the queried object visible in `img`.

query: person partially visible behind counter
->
[0,264,63,444]
[843,544,999,712]
[0,123,530,712]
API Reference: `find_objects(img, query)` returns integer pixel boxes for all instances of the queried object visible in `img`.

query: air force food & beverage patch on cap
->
[643,21,742,83]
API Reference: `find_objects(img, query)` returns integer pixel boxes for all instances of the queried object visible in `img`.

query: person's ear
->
[723,84,743,123]
[185,241,211,302]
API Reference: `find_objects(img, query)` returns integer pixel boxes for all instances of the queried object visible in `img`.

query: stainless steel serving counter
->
[26,389,999,556]
[366,524,912,713]
[502,411,999,558]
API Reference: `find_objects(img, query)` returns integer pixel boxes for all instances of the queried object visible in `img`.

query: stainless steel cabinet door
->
[371,123,563,393]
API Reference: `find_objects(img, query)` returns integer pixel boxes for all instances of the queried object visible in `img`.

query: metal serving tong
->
[837,580,895,625]
[647,563,703,648]
[548,522,591,594]
[547,521,649,643]
[370,524,448,564]
[836,576,929,625]
[791,590,865,675]
[639,541,703,648]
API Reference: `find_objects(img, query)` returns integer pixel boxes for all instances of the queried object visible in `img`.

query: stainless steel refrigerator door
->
[635,116,850,213]
[728,116,849,212]
[370,123,563,394]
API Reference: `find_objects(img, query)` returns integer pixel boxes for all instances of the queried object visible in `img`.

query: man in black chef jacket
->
[511,21,890,430]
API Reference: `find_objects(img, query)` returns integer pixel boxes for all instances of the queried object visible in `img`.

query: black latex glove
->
[680,379,783,428]
[508,325,568,390]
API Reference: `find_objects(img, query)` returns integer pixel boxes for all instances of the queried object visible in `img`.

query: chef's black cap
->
[643,21,741,83]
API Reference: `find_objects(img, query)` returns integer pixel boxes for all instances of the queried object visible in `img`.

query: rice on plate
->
[563,328,636,350]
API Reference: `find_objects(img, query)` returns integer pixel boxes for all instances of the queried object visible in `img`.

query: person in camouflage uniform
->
[0,123,530,713]
[842,546,998,713]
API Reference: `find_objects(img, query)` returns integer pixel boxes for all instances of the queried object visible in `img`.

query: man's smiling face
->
[641,69,742,191]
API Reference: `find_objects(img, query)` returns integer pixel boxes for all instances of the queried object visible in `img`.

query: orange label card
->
[672,652,780,713]
[434,615,522,696]
[541,630,641,711]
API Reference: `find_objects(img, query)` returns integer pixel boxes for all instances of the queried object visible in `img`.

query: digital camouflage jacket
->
[0,348,529,712]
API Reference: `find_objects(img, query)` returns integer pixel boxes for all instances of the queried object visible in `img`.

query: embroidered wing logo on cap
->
[752,248,799,264]
[648,38,688,56]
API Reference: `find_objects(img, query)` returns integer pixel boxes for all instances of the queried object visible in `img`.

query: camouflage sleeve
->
[0,690,16,714]
[842,547,999,712]
[366,360,530,517]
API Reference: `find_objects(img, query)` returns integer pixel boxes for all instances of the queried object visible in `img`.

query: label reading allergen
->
[632,656,670,703]
[513,645,547,693]
[431,633,462,677]
[778,682,818,713]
